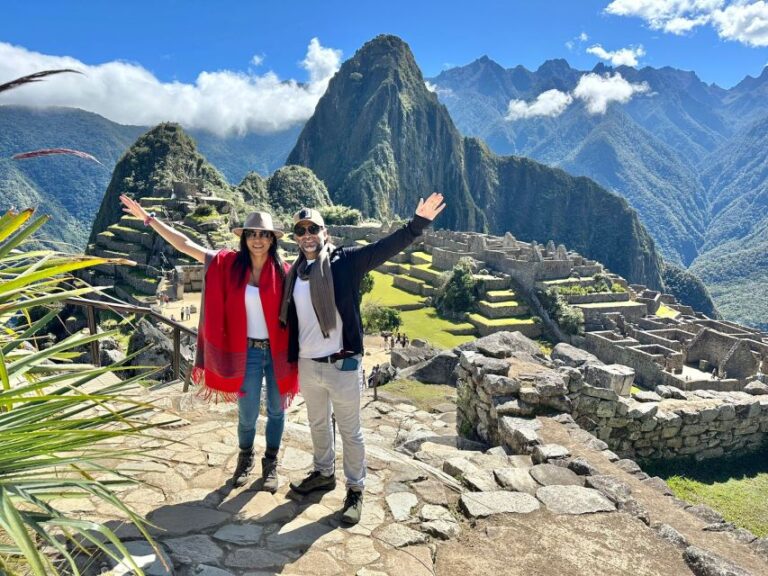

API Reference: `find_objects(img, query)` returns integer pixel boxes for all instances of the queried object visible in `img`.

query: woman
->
[119,194,298,492]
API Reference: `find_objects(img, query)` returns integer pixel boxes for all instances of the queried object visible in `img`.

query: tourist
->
[119,194,297,493]
[280,193,445,525]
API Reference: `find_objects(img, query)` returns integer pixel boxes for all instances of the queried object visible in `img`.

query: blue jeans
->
[238,347,284,452]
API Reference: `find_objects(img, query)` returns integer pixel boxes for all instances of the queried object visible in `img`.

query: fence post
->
[85,305,100,367]
[172,327,180,380]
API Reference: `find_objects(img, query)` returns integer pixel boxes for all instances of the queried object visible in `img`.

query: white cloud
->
[505,89,574,120]
[573,72,650,114]
[0,39,342,136]
[586,44,646,66]
[712,1,768,46]
[250,54,264,66]
[566,31,590,51]
[424,81,454,97]
[605,0,768,46]
[579,32,590,41]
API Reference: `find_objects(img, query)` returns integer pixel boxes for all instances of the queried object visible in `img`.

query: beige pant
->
[298,356,366,490]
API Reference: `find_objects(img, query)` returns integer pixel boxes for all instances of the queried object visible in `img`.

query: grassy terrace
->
[656,303,681,318]
[365,270,424,307]
[479,298,522,308]
[486,289,517,299]
[380,379,456,412]
[363,271,475,349]
[646,446,768,537]
[468,313,536,326]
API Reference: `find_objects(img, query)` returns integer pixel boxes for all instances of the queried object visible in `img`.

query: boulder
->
[585,364,635,396]
[551,343,601,367]
[457,331,542,359]
[127,319,174,380]
[683,545,752,576]
[390,344,438,369]
[398,350,459,385]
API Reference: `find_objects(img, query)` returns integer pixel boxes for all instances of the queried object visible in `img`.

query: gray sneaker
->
[289,470,336,494]
[341,489,363,525]
[261,457,279,493]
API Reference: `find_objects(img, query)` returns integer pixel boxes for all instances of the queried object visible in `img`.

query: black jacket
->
[287,215,431,362]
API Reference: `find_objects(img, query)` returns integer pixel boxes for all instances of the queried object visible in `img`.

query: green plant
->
[0,209,168,575]
[361,302,402,333]
[319,205,362,225]
[434,257,478,319]
[538,288,584,335]
[192,204,217,218]
[360,271,374,301]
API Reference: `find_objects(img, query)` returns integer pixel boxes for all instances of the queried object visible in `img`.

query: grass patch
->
[479,299,522,308]
[486,289,517,299]
[468,313,535,327]
[398,307,475,349]
[381,378,456,412]
[411,251,432,263]
[656,303,680,318]
[364,271,424,307]
[535,338,554,356]
[645,445,768,537]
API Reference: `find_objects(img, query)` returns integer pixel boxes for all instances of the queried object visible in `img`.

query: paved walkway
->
[62,379,767,576]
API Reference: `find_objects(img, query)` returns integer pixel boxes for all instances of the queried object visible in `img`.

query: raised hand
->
[415,192,446,222]
[119,194,149,220]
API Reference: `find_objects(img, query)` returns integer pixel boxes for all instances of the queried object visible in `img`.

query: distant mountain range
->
[0,106,298,247]
[4,37,764,326]
[427,58,768,329]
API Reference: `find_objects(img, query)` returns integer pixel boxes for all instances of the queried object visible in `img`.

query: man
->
[280,193,445,525]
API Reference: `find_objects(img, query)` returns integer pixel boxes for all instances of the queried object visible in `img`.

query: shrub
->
[361,302,402,333]
[192,204,217,217]
[360,271,374,301]
[538,287,584,335]
[319,205,362,225]
[435,257,478,319]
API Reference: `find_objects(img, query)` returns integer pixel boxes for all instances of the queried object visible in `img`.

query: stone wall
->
[455,333,768,462]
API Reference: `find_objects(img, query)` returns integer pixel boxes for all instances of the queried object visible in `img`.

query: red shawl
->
[192,249,298,406]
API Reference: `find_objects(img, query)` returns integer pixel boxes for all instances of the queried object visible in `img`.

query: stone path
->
[63,379,768,576]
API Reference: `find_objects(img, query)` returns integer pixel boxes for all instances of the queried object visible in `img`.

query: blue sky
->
[2,0,767,134]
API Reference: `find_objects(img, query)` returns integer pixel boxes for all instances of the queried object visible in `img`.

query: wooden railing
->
[64,297,197,391]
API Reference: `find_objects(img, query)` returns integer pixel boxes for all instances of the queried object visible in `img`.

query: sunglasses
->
[293,223,322,237]
[244,230,273,239]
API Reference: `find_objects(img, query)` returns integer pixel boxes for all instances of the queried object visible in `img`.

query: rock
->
[618,498,650,525]
[744,381,768,395]
[687,504,725,524]
[190,566,235,576]
[531,444,571,464]
[614,459,643,475]
[459,331,542,359]
[655,523,689,549]
[376,523,428,548]
[385,492,419,521]
[633,390,663,402]
[568,457,599,476]
[585,364,634,396]
[459,491,540,518]
[529,463,584,487]
[212,523,264,545]
[536,486,616,515]
[419,504,454,522]
[398,350,459,385]
[751,537,768,561]
[551,343,600,367]
[148,505,230,536]
[421,519,461,540]
[585,475,632,504]
[493,468,540,495]
[482,374,521,396]
[331,535,381,565]
[642,476,673,496]
[127,319,174,380]
[265,517,337,551]
[391,345,438,369]
[683,545,752,576]
[101,347,126,366]
[164,535,223,565]
[103,540,174,576]
[411,479,449,506]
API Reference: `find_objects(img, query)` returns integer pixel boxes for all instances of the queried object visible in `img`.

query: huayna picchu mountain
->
[86,123,329,303]
[287,35,664,289]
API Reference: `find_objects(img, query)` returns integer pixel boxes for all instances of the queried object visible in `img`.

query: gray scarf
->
[280,243,337,337]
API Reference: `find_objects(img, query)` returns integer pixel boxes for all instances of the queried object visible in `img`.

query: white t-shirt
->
[245,284,269,339]
[293,262,343,358]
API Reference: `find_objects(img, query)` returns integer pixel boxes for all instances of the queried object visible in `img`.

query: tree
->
[319,205,362,225]
[360,271,374,300]
[435,257,478,319]
[361,302,402,333]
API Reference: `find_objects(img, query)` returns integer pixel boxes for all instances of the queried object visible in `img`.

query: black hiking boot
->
[232,449,254,488]
[261,456,279,493]
[289,470,336,495]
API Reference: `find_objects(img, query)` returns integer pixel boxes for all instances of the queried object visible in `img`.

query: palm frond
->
[0,69,82,94]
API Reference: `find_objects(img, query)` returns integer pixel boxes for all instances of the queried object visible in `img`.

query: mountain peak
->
[536,59,572,75]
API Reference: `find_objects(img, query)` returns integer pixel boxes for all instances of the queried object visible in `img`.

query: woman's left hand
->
[415,192,446,221]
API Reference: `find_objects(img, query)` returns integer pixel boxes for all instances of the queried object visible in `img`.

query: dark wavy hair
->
[232,231,285,284]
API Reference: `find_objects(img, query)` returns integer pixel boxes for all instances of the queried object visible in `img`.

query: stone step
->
[393,275,435,297]
[485,289,518,303]
[410,251,432,266]
[473,274,508,291]
[468,313,541,338]
[410,265,445,286]
[477,300,530,319]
